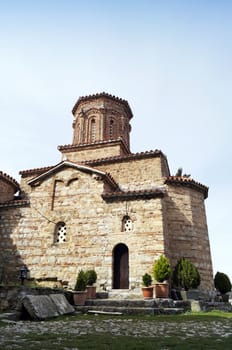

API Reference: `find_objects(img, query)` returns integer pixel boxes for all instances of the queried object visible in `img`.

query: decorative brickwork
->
[0,93,214,291]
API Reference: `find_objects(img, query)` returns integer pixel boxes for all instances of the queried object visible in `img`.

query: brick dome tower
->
[72,92,133,147]
[58,93,133,162]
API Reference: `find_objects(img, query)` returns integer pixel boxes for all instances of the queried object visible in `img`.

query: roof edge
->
[72,92,133,118]
[58,137,131,155]
[165,176,208,199]
[102,188,166,202]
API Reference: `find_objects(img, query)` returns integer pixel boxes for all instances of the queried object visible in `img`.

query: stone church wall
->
[60,142,127,162]
[91,155,169,189]
[0,165,167,290]
[0,93,214,292]
[164,185,213,289]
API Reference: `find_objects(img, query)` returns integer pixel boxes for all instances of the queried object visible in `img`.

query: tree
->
[172,257,200,291]
[153,255,171,282]
[74,270,87,291]
[214,272,231,295]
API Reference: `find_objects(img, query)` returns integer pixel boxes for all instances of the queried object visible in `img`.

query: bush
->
[86,270,97,286]
[172,257,200,291]
[74,270,87,291]
[142,273,152,287]
[153,255,171,283]
[214,272,231,294]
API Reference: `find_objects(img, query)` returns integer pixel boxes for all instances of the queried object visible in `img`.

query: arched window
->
[122,215,133,232]
[91,119,96,143]
[55,222,66,243]
[109,119,114,139]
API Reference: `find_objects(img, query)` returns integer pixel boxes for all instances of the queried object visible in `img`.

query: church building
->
[0,92,213,291]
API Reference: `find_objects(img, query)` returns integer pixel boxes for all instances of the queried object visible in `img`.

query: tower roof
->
[72,92,133,119]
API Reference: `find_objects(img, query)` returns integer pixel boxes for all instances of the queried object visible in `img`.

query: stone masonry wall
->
[164,184,214,289]
[60,143,126,163]
[0,166,166,290]
[91,156,168,189]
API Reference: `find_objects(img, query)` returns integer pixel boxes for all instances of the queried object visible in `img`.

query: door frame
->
[112,243,129,289]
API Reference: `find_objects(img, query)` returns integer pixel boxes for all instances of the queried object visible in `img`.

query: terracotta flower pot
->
[154,282,169,298]
[73,291,87,305]
[86,285,97,299]
[142,287,153,299]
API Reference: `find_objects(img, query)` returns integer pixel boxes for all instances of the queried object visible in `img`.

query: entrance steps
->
[76,298,189,315]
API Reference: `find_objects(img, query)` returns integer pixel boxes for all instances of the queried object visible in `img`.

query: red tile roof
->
[19,150,167,176]
[165,176,208,199]
[84,149,166,166]
[102,188,166,201]
[58,137,131,154]
[19,165,54,177]
[72,92,133,118]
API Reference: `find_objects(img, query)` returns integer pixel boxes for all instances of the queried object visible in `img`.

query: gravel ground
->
[0,317,232,342]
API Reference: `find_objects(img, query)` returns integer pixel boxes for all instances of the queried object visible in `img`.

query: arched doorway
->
[113,243,129,289]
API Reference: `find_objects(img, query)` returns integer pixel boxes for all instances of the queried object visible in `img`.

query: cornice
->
[165,176,208,199]
[72,92,133,119]
[84,149,165,166]
[58,137,131,155]
[19,166,54,178]
[102,188,165,202]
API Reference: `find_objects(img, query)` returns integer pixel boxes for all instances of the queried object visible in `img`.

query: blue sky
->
[1,1,231,283]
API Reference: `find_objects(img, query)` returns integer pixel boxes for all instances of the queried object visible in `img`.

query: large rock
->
[49,294,75,315]
[22,294,75,320]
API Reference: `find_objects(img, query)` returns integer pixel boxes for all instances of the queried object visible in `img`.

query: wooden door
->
[113,243,129,289]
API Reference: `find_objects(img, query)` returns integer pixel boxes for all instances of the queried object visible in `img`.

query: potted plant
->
[172,257,201,300]
[86,269,97,299]
[214,271,231,302]
[73,270,87,306]
[153,255,171,298]
[142,273,153,299]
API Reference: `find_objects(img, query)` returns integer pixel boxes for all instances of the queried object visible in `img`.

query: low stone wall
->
[0,286,63,311]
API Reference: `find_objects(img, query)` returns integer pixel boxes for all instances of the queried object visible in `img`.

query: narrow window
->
[122,216,133,232]
[91,119,96,142]
[110,119,114,139]
[55,222,66,243]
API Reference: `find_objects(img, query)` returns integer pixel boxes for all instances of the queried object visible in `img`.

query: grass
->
[49,309,232,322]
[0,311,231,349]
[1,332,232,350]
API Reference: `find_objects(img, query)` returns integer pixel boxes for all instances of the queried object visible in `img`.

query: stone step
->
[75,305,185,315]
[85,298,189,309]
[76,298,188,316]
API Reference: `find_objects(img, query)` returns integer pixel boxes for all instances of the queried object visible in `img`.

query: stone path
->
[0,316,232,347]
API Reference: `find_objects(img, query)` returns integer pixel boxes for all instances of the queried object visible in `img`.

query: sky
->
[1,0,231,283]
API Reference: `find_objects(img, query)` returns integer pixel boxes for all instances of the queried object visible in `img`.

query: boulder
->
[49,294,75,315]
[22,294,75,320]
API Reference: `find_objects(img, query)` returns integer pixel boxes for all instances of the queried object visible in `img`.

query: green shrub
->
[74,270,87,291]
[153,255,171,282]
[172,257,200,291]
[86,270,97,286]
[142,273,152,287]
[214,271,231,294]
